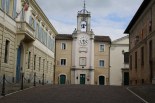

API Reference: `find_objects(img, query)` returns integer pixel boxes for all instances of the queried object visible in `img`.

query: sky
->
[36,0,143,40]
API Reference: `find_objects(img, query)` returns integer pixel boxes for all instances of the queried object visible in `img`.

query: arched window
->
[81,21,86,32]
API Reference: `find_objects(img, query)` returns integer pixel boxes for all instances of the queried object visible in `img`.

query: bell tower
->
[77,0,91,33]
[71,0,94,85]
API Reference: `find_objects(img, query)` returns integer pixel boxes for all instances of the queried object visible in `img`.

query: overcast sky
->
[36,0,143,40]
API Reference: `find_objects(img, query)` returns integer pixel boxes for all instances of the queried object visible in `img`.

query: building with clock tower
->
[55,2,111,85]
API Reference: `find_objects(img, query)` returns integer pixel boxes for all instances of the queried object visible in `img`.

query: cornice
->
[29,0,58,35]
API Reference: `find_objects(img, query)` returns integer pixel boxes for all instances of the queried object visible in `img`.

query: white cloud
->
[36,0,143,40]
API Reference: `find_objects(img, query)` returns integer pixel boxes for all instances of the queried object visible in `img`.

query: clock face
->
[79,36,88,46]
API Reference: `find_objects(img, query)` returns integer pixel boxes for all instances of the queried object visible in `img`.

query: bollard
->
[33,73,36,86]
[1,74,5,96]
[42,73,44,85]
[21,73,24,90]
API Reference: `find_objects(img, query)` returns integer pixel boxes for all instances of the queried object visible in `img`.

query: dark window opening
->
[4,40,10,63]
[124,52,129,64]
[28,52,31,69]
[135,52,137,69]
[141,47,144,66]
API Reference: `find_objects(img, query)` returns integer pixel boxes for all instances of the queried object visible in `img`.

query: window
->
[47,61,48,73]
[61,43,66,50]
[99,60,104,67]
[60,59,66,66]
[135,52,137,69]
[81,21,86,32]
[149,20,152,32]
[51,62,53,71]
[149,40,152,61]
[29,16,35,28]
[12,0,17,18]
[6,0,10,14]
[28,52,31,69]
[42,31,47,45]
[130,55,132,70]
[141,47,144,66]
[124,52,129,64]
[4,40,10,63]
[1,0,5,10]
[43,59,45,71]
[99,44,105,52]
[38,26,42,42]
[36,23,39,38]
[34,55,36,70]
[39,57,41,71]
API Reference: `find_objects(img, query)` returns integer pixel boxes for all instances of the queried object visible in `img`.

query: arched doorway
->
[99,76,105,85]
[60,75,66,84]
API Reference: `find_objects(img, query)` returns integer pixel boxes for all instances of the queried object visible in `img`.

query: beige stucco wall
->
[0,10,17,81]
[94,42,110,85]
[55,39,110,85]
[55,40,72,84]
[110,36,129,86]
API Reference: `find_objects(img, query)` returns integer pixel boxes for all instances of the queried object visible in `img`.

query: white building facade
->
[0,0,57,84]
[110,36,129,85]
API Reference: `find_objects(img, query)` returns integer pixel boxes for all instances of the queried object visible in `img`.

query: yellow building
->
[0,0,57,84]
[55,4,111,85]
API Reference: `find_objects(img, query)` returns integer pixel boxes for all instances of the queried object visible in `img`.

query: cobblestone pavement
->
[0,85,143,103]
[128,84,155,103]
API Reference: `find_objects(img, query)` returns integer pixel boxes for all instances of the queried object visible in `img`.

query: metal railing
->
[0,73,46,96]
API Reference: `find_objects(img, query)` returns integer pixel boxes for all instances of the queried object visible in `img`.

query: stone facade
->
[125,0,155,85]
[0,0,57,84]
[55,5,111,85]
[110,36,129,86]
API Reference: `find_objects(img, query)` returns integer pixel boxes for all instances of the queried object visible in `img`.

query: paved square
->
[0,85,143,103]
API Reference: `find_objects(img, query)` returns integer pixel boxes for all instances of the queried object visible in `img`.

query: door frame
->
[123,72,129,85]
[80,74,86,84]
[59,73,67,84]
[98,75,106,85]
[16,44,23,82]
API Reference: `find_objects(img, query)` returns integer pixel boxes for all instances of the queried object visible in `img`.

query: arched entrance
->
[99,76,105,85]
[60,75,66,84]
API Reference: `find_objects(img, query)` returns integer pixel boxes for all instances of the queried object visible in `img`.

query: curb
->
[126,87,149,103]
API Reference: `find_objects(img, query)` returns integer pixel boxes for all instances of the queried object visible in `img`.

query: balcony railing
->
[16,21,35,42]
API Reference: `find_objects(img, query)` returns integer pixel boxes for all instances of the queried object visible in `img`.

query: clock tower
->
[71,1,95,84]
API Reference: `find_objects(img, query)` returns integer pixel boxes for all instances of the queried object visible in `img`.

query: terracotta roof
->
[94,36,111,42]
[56,34,72,40]
[124,0,151,33]
[56,34,111,42]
